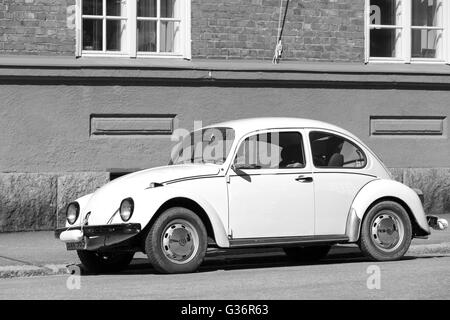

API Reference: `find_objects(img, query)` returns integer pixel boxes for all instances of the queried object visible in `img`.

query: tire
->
[283,245,331,262]
[145,207,207,274]
[359,200,412,261]
[77,250,134,274]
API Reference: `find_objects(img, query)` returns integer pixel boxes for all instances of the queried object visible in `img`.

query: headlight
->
[119,198,134,222]
[66,202,80,225]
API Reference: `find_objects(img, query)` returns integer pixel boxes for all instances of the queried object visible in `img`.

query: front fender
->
[129,185,230,248]
[346,179,430,242]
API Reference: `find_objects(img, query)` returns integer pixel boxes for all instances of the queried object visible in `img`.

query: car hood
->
[110,163,221,187]
[81,164,221,224]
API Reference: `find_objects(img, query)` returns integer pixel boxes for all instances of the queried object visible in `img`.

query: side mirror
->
[230,163,253,182]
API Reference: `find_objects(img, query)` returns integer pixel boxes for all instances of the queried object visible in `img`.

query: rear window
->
[309,131,366,168]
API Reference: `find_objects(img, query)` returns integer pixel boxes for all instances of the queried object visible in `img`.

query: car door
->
[308,130,377,236]
[227,129,315,239]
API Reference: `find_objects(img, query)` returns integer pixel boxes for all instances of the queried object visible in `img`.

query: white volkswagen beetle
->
[56,117,447,274]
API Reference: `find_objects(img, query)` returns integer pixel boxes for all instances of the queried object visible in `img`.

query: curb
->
[407,242,450,256]
[1,242,449,279]
[0,264,69,279]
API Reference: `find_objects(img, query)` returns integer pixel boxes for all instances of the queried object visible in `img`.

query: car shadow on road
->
[76,248,446,276]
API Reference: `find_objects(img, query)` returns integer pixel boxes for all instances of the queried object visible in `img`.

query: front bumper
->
[55,223,141,251]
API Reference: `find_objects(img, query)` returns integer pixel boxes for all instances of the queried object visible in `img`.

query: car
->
[55,117,448,274]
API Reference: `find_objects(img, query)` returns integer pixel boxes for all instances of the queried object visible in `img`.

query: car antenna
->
[272,0,290,64]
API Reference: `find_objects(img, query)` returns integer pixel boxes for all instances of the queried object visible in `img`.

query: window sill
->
[81,52,185,59]
[1,56,450,88]
[369,58,447,64]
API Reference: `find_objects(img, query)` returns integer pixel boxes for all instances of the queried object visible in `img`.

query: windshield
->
[169,127,235,165]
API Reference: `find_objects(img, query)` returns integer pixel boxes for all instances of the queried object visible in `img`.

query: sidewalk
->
[0,213,449,278]
[0,231,77,267]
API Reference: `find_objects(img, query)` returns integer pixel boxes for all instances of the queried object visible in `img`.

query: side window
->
[309,131,366,168]
[234,132,305,169]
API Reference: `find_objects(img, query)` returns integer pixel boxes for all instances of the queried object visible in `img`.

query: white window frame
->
[364,0,450,64]
[75,0,191,59]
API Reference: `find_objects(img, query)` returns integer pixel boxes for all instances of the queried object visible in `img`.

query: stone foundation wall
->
[392,168,450,217]
[0,172,108,232]
[0,173,56,231]
[0,168,448,232]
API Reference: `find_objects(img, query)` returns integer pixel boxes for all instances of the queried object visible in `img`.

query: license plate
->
[66,241,85,251]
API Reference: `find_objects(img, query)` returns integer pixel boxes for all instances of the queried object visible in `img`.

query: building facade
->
[0,0,449,231]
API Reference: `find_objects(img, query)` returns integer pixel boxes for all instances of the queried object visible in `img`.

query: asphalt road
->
[1,251,449,299]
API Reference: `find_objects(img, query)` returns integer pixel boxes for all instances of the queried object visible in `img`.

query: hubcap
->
[371,211,404,252]
[161,219,199,264]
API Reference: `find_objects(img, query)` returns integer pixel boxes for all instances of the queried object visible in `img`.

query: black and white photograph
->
[0,0,449,312]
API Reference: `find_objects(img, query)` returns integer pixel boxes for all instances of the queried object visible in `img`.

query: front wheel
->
[359,201,412,261]
[145,207,207,274]
[77,250,134,274]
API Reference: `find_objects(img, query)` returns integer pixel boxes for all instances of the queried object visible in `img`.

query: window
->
[366,0,448,63]
[234,132,305,169]
[77,0,191,58]
[309,132,366,169]
[170,128,235,165]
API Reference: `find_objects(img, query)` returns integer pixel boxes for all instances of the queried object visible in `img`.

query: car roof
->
[205,117,359,141]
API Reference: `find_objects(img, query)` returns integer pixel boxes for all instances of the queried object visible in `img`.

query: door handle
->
[295,175,313,183]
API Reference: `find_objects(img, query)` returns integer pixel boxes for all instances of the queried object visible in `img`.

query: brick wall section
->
[0,0,365,61]
[191,0,365,61]
[0,0,75,55]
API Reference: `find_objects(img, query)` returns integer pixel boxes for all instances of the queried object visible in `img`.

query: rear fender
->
[346,179,430,242]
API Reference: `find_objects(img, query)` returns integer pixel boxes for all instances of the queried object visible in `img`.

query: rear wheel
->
[145,207,207,274]
[77,250,134,274]
[283,245,331,262]
[359,201,412,261]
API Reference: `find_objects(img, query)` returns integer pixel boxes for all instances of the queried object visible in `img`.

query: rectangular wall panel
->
[90,114,176,136]
[370,116,446,136]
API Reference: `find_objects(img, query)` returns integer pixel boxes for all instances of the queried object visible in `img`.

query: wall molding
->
[370,116,447,136]
[90,114,176,137]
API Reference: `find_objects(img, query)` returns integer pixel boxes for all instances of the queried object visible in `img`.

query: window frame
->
[231,129,307,171]
[75,0,191,59]
[308,130,368,170]
[364,0,450,64]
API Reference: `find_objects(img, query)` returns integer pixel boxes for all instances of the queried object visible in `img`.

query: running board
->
[229,235,349,248]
